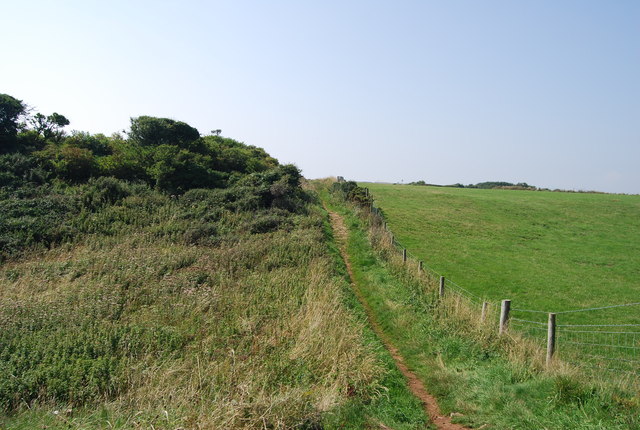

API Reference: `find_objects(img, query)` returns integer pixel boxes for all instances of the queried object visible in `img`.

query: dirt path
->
[325,206,470,430]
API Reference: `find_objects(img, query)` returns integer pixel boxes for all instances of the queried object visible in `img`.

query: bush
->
[80,177,132,210]
[331,180,372,207]
[249,210,292,234]
[182,222,218,245]
[0,193,79,258]
[0,153,48,189]
[36,144,99,182]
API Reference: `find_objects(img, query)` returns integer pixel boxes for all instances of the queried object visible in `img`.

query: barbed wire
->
[512,308,550,314]
[511,317,548,326]
[558,323,640,328]
[563,340,640,350]
[565,361,640,375]
[584,354,640,364]
[556,302,640,314]
[559,329,640,334]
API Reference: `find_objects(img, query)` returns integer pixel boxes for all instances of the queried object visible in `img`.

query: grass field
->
[322,187,640,429]
[363,183,640,327]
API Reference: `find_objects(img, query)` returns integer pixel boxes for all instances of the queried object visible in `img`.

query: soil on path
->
[325,206,470,430]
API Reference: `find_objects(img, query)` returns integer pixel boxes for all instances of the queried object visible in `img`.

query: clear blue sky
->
[2,0,638,193]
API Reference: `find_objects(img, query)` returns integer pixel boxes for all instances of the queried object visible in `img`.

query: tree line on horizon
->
[407,180,537,190]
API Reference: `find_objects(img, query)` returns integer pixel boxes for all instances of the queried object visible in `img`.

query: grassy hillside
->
[322,183,640,429]
[363,183,640,326]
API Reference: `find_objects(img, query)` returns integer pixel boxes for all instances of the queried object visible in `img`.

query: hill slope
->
[364,183,640,325]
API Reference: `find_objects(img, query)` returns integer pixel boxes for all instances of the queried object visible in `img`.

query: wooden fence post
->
[481,302,488,323]
[439,276,445,297]
[402,248,407,262]
[418,260,423,273]
[499,300,511,335]
[546,313,557,366]
[390,233,394,245]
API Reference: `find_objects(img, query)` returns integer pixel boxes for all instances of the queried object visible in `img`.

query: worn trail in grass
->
[325,203,466,430]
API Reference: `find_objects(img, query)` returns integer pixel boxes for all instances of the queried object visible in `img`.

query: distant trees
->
[404,179,537,190]
[467,181,536,190]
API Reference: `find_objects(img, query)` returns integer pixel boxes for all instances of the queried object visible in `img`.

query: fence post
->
[402,248,407,262]
[418,260,423,273]
[546,313,557,366]
[481,302,488,323]
[384,221,387,230]
[499,300,511,335]
[390,233,394,245]
[439,276,445,297]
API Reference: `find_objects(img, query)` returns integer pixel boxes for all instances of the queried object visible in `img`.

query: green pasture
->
[363,183,640,326]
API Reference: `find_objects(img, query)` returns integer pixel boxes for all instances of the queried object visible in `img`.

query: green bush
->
[331,180,372,207]
[0,193,79,259]
[80,177,132,210]
[182,222,218,245]
[249,209,292,234]
[0,153,49,189]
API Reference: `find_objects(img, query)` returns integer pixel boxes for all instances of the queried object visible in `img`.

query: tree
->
[0,94,26,153]
[128,116,200,149]
[29,112,70,142]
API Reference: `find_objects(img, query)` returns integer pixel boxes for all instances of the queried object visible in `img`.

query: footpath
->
[324,205,469,430]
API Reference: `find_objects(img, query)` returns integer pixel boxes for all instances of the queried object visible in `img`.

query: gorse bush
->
[331,180,372,207]
[80,177,132,209]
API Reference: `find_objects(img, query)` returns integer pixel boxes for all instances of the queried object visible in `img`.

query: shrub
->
[249,210,292,234]
[80,177,132,210]
[182,222,218,245]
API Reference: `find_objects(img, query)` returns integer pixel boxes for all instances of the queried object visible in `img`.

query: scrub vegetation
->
[0,94,429,428]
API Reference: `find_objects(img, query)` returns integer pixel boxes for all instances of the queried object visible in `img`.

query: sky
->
[2,0,639,193]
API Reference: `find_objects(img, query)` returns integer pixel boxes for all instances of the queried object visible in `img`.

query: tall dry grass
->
[0,203,381,428]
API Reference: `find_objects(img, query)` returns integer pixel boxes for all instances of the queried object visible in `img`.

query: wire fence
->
[366,195,640,382]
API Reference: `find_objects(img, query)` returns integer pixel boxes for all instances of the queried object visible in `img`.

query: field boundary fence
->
[361,188,639,382]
